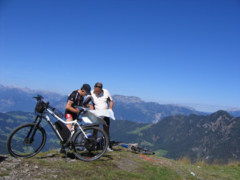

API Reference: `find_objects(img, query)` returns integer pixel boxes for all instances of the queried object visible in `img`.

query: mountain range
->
[1,84,239,123]
[110,110,240,164]
[0,85,63,112]
[1,110,239,164]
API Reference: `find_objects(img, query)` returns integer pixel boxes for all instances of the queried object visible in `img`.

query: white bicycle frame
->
[40,108,89,142]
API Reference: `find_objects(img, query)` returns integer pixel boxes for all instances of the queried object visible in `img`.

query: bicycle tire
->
[72,126,109,161]
[7,123,46,158]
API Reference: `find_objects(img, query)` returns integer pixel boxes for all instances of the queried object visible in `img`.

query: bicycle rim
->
[72,126,109,161]
[7,123,46,158]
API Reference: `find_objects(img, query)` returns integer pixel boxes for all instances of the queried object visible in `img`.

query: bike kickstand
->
[65,149,69,163]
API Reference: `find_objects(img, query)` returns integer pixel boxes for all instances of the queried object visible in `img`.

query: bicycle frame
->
[34,108,89,145]
[7,94,109,162]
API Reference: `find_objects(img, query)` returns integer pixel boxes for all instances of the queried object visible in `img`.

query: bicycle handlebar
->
[33,94,44,101]
[33,94,89,118]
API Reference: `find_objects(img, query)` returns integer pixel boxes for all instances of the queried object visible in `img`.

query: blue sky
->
[0,0,240,112]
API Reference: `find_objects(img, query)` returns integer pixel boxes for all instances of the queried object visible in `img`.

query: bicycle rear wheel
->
[7,123,46,158]
[72,126,109,161]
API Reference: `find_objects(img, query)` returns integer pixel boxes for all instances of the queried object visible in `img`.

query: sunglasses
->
[94,84,102,88]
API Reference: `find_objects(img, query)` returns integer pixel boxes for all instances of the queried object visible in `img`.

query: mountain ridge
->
[0,84,239,123]
[1,110,239,164]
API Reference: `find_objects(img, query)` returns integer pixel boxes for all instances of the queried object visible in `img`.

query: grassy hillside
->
[1,111,240,165]
[1,146,240,179]
[142,111,240,164]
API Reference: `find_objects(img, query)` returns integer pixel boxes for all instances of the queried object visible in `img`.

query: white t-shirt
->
[87,89,113,110]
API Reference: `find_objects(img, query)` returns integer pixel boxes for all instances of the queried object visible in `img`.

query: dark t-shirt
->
[65,90,83,118]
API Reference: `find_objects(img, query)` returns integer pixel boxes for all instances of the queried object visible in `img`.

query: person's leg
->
[93,125,99,140]
[103,125,110,139]
[103,117,110,138]
[103,117,113,150]
[65,114,73,131]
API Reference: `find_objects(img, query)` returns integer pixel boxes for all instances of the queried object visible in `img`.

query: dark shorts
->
[103,117,110,126]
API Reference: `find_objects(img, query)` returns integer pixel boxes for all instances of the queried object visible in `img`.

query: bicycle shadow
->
[35,152,59,159]
[33,147,125,162]
[97,147,125,161]
[0,155,8,163]
[63,152,76,160]
[63,147,125,162]
[58,152,112,161]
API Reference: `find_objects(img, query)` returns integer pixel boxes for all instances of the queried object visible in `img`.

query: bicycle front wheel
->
[72,126,109,161]
[7,123,46,158]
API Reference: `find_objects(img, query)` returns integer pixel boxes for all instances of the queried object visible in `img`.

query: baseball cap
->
[81,84,91,95]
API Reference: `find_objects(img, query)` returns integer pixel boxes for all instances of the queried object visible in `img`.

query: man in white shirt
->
[85,82,114,151]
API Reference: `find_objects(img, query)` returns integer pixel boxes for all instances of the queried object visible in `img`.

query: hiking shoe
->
[107,147,113,152]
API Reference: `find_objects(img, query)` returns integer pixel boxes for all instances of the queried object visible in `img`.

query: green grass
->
[155,149,168,156]
[5,147,240,180]
[7,114,29,120]
[6,118,14,123]
[140,140,154,147]
[0,172,9,177]
[128,124,153,136]
[20,148,182,180]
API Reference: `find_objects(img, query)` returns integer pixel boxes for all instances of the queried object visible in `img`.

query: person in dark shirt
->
[65,84,91,130]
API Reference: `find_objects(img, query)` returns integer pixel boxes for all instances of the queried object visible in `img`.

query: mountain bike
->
[6,94,109,162]
[117,143,155,155]
[130,146,155,155]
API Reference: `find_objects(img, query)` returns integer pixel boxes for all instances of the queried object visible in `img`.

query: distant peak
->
[167,104,196,111]
[0,84,64,96]
[227,108,240,112]
[112,95,144,104]
[209,110,233,118]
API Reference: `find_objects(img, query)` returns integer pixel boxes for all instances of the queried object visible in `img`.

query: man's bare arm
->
[109,101,114,109]
[66,101,80,114]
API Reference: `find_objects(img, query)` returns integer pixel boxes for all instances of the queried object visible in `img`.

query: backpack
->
[54,121,71,142]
